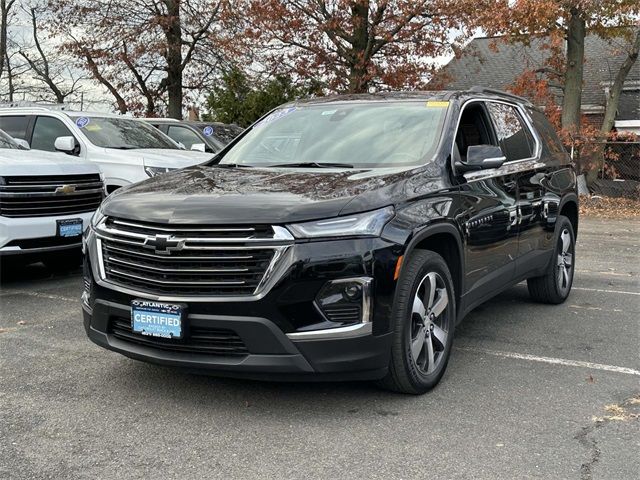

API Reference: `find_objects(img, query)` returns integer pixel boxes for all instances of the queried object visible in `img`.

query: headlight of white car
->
[286,206,394,239]
[144,166,176,177]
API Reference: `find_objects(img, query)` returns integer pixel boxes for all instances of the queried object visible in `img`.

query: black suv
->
[82,89,578,394]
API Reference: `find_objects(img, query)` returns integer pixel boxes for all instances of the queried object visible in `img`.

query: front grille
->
[109,317,249,355]
[0,174,103,218]
[96,217,292,298]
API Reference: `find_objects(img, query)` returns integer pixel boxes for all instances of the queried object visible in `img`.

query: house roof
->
[433,33,640,119]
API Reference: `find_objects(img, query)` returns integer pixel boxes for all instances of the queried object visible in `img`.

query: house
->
[433,33,640,134]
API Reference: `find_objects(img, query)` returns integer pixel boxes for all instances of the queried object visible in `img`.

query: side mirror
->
[13,138,30,150]
[54,136,77,154]
[455,145,506,172]
[191,143,206,152]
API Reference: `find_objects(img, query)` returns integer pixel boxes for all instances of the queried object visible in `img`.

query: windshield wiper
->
[267,162,354,169]
[110,145,139,150]
[215,163,256,168]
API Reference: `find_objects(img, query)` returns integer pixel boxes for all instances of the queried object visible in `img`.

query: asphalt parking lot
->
[1,217,638,480]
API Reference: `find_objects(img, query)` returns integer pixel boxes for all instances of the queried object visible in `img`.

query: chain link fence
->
[574,141,640,198]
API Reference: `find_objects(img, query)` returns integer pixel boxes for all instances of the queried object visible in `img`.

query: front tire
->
[527,215,575,304]
[379,250,455,394]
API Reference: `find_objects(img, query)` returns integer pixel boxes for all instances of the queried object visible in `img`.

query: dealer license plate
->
[131,300,184,339]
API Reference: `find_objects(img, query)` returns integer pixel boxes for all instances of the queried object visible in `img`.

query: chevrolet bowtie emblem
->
[55,185,76,194]
[142,234,185,255]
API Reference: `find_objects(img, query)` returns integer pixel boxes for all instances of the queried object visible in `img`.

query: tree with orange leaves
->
[242,0,472,93]
[473,1,639,138]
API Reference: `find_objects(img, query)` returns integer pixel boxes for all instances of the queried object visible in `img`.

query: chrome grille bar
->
[96,217,294,299]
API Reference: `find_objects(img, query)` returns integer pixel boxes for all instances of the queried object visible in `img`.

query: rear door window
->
[486,102,535,161]
[0,115,30,140]
[31,116,76,152]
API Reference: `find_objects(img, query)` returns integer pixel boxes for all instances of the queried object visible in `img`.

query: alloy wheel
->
[410,272,450,375]
[556,228,574,295]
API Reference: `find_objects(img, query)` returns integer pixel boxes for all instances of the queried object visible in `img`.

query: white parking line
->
[572,287,640,296]
[456,346,640,376]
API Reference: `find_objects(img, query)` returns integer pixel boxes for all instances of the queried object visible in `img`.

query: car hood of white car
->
[0,148,100,176]
[102,148,213,168]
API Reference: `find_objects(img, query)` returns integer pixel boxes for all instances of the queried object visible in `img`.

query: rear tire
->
[43,248,82,273]
[378,250,455,394]
[527,215,575,304]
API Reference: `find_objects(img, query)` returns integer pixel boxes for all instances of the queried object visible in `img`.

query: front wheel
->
[527,215,575,304]
[379,250,455,394]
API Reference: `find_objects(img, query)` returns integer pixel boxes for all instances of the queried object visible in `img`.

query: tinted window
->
[0,116,30,140]
[70,116,177,149]
[486,102,534,161]
[219,103,448,168]
[31,116,75,152]
[167,126,203,150]
[527,107,566,156]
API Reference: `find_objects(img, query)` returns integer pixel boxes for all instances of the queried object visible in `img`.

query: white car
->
[0,129,104,270]
[0,107,212,193]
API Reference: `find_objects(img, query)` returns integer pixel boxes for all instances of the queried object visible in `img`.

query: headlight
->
[287,206,394,239]
[90,208,105,229]
[144,166,175,177]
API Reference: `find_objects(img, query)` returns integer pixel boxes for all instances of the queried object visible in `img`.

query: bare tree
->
[0,0,16,80]
[15,4,84,103]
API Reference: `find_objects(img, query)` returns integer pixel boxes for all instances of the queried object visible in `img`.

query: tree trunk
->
[164,0,183,119]
[561,8,585,134]
[600,29,640,135]
[347,1,369,93]
[5,50,13,100]
[0,0,13,79]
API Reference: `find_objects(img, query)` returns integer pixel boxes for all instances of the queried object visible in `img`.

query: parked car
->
[82,89,578,394]
[0,107,213,193]
[144,119,244,153]
[0,128,104,270]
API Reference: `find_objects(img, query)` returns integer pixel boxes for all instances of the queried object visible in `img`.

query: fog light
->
[315,277,372,324]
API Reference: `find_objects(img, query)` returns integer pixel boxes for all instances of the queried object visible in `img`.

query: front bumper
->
[0,211,93,255]
[84,300,392,380]
[83,232,403,380]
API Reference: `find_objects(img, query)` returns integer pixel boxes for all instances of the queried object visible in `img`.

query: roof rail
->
[0,101,69,111]
[469,86,533,105]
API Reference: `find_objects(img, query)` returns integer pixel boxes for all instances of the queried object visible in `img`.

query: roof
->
[0,107,145,120]
[433,33,640,116]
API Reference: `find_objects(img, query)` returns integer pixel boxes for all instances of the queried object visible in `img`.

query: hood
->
[0,149,100,176]
[101,148,213,169]
[101,163,448,224]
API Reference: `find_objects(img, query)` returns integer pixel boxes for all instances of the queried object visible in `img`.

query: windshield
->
[70,115,178,149]
[208,124,243,145]
[0,129,20,149]
[218,102,447,168]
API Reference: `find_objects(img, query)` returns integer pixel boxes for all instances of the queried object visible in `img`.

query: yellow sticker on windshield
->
[426,101,449,108]
[85,124,101,131]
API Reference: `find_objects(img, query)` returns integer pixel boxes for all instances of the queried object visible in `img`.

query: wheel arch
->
[401,222,465,316]
[559,193,579,238]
